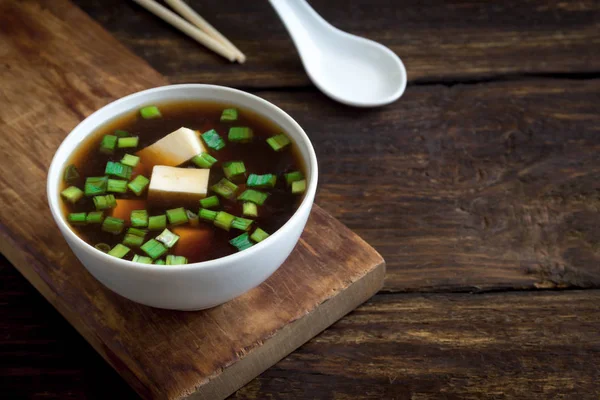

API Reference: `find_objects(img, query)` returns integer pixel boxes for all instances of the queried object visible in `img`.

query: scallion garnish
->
[250,227,270,243]
[166,207,188,226]
[186,210,199,227]
[148,215,167,230]
[86,211,104,224]
[243,202,258,217]
[292,179,306,194]
[100,135,118,154]
[105,161,132,180]
[107,179,128,193]
[191,152,217,168]
[220,108,238,122]
[284,171,304,186]
[166,255,188,265]
[108,243,130,258]
[231,217,253,231]
[199,208,218,221]
[127,175,149,196]
[237,189,269,205]
[114,129,129,137]
[121,154,140,168]
[130,210,148,227]
[154,259,166,265]
[230,232,254,251]
[140,105,161,119]
[118,136,139,148]
[127,227,147,238]
[214,211,235,231]
[95,243,111,253]
[63,164,80,184]
[122,233,144,248]
[68,212,87,225]
[132,254,153,264]
[93,194,117,210]
[266,133,291,151]
[140,239,168,259]
[84,176,108,196]
[222,161,246,181]
[201,129,226,150]
[156,228,180,248]
[102,216,125,235]
[61,186,84,204]
[211,178,238,199]
[247,173,277,189]
[228,127,253,143]
[199,195,219,209]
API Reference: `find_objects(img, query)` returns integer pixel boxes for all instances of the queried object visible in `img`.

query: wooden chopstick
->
[132,0,237,62]
[165,0,246,63]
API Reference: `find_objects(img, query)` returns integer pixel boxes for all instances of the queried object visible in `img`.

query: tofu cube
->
[148,166,210,208]
[136,127,206,167]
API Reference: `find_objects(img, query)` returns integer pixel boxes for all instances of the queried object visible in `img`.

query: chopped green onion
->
[127,175,149,196]
[118,136,139,148]
[127,227,147,238]
[84,176,108,197]
[86,211,104,224]
[186,210,199,227]
[292,179,307,194]
[108,243,130,258]
[121,154,140,168]
[284,171,304,186]
[214,211,235,231]
[102,216,125,235]
[199,195,219,209]
[211,178,238,199]
[122,234,144,248]
[148,215,167,230]
[237,189,269,205]
[95,243,111,253]
[93,194,117,210]
[61,186,84,204]
[228,127,253,143]
[68,212,87,225]
[201,129,226,150]
[130,210,148,227]
[250,227,270,243]
[220,108,238,122]
[199,208,218,221]
[267,133,291,151]
[230,232,254,251]
[191,152,217,168]
[154,259,166,265]
[243,202,258,217]
[140,239,168,259]
[231,217,253,231]
[63,164,80,184]
[140,105,161,119]
[247,173,277,189]
[114,129,129,137]
[166,207,188,226]
[105,161,132,179]
[166,255,188,265]
[132,254,153,264]
[100,135,117,154]
[107,179,128,193]
[156,228,180,248]
[222,161,246,181]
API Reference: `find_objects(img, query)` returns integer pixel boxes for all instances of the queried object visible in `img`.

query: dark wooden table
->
[3,0,600,398]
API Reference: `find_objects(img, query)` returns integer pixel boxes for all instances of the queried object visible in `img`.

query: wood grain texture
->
[0,1,384,399]
[251,80,600,292]
[73,0,600,87]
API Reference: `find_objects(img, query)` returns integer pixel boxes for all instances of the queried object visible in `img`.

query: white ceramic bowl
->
[47,84,318,310]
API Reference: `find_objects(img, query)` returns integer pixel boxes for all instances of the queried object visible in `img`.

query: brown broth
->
[61,101,306,263]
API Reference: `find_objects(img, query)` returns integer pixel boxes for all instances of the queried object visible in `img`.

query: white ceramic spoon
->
[269,0,407,107]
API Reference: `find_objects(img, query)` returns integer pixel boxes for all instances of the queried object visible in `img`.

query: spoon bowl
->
[269,0,407,107]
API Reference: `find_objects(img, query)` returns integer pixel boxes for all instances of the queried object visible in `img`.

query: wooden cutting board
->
[0,1,384,399]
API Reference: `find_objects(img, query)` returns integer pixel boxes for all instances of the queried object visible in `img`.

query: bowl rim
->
[47,84,318,272]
